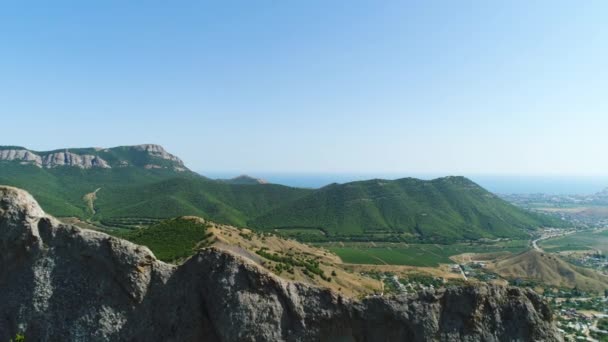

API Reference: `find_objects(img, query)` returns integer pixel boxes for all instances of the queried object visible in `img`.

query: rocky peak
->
[220,174,268,185]
[0,186,563,341]
[131,144,186,169]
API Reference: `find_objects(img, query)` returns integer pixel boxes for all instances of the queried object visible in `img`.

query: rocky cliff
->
[0,144,187,171]
[0,149,111,169]
[0,186,563,342]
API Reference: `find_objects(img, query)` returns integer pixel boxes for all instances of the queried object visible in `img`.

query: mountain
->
[0,144,188,171]
[93,177,311,227]
[0,144,201,218]
[250,176,561,241]
[489,250,608,293]
[0,145,560,241]
[0,186,563,341]
[218,175,268,185]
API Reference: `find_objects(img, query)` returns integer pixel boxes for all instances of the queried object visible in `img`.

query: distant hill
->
[0,145,562,242]
[250,176,562,241]
[489,250,608,293]
[94,177,311,227]
[218,175,268,185]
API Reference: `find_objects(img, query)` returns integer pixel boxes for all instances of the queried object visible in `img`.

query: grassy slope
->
[250,176,562,240]
[94,177,312,226]
[490,250,608,293]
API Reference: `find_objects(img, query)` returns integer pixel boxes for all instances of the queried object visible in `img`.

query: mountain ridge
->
[0,186,563,341]
[0,144,188,171]
[250,176,561,241]
[0,144,563,241]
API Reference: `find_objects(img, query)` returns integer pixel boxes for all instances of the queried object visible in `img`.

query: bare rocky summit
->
[0,186,563,342]
[219,174,269,185]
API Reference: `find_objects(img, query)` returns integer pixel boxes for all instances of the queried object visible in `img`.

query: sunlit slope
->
[95,177,311,226]
[490,250,608,293]
[120,216,382,297]
[250,176,562,241]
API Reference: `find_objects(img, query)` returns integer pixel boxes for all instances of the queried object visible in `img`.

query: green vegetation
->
[0,161,310,226]
[328,240,529,267]
[99,217,163,229]
[539,230,608,253]
[256,248,331,281]
[9,333,25,342]
[121,217,210,262]
[0,149,561,243]
[250,176,563,241]
[597,318,608,331]
[94,177,310,226]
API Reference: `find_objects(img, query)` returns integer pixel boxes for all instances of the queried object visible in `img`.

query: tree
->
[10,333,25,342]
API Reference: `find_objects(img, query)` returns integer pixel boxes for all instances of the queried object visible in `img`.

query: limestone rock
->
[133,144,186,168]
[0,149,110,169]
[0,145,187,171]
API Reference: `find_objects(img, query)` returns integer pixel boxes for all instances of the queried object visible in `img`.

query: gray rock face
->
[0,145,188,170]
[0,149,42,165]
[0,149,111,169]
[40,151,111,168]
[0,186,563,342]
[133,144,186,169]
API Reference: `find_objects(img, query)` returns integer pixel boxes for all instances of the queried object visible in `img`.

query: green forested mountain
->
[94,177,311,226]
[0,145,562,241]
[249,176,561,241]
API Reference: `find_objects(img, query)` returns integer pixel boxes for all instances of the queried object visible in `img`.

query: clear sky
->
[2,1,607,175]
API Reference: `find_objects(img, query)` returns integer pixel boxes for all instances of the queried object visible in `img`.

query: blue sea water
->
[201,172,608,195]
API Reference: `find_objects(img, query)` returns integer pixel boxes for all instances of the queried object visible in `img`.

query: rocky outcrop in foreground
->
[0,186,563,342]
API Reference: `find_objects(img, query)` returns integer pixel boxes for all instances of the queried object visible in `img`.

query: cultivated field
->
[324,240,529,267]
[539,229,608,253]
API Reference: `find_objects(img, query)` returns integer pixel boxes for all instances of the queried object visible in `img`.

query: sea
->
[201,172,608,195]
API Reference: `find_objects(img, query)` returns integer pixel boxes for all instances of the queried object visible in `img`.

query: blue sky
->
[2,1,607,175]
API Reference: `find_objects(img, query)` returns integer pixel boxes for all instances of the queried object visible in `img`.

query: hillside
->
[489,250,608,293]
[0,186,562,341]
[0,145,561,242]
[94,177,311,226]
[120,216,381,297]
[250,176,561,241]
[0,162,198,217]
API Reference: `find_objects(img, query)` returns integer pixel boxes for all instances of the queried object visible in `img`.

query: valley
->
[1,145,607,341]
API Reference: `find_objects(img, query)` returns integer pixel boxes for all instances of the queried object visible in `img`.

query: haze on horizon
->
[2,1,607,176]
